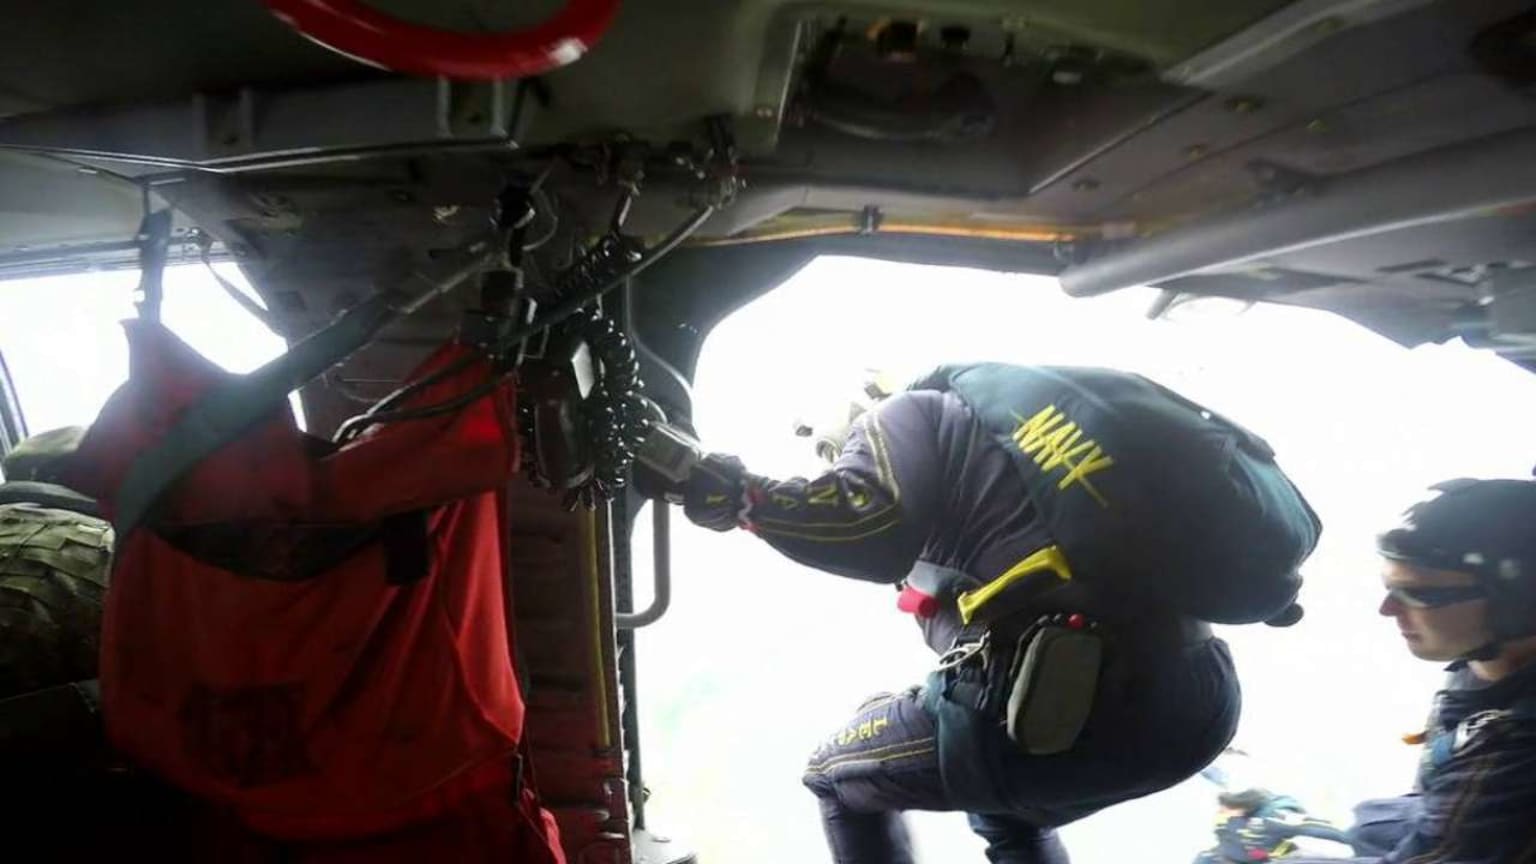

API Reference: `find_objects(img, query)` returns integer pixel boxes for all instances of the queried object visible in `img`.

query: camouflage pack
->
[0,502,113,698]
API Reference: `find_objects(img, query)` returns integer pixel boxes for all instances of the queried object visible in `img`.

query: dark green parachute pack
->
[911,364,1321,626]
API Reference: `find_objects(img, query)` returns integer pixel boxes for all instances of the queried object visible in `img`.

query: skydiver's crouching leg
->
[965,813,1069,864]
[802,688,947,864]
[1344,796,1421,857]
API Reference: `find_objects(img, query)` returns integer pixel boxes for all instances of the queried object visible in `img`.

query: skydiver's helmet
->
[1216,788,1275,816]
[1377,478,1536,649]
[801,372,899,464]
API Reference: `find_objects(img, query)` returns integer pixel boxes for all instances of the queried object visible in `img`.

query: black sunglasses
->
[1385,584,1487,609]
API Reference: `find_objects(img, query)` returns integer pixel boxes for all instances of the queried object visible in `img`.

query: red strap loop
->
[263,0,621,80]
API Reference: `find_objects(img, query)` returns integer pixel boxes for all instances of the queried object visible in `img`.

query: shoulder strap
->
[0,481,101,516]
[111,235,496,540]
[112,294,400,539]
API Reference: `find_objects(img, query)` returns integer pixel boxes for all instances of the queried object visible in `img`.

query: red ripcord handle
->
[263,0,622,80]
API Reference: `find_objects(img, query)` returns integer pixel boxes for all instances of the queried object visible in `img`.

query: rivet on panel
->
[1052,67,1085,85]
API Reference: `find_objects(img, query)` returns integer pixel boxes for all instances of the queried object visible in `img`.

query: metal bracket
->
[133,210,174,323]
[1164,0,1436,89]
[0,78,521,173]
[614,501,672,630]
[0,350,28,460]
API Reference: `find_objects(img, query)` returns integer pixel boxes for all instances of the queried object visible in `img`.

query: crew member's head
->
[1377,479,1536,665]
[1216,788,1273,819]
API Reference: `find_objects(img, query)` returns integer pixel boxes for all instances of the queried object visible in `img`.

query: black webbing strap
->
[112,293,399,540]
[938,620,996,714]
[944,666,992,714]
[133,211,172,324]
[0,481,101,516]
[111,232,500,541]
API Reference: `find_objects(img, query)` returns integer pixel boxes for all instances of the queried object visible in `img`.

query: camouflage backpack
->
[0,426,113,699]
[0,502,113,698]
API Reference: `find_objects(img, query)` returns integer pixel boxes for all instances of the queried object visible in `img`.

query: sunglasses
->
[1385,584,1487,609]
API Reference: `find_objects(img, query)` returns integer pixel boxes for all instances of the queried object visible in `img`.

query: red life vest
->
[66,320,562,859]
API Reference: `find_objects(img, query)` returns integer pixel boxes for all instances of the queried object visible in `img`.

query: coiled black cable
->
[554,232,644,299]
[574,309,651,503]
[334,204,714,457]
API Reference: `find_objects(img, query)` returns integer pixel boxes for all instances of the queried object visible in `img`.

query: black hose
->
[512,204,715,349]
[199,243,283,335]
[332,352,480,443]
[336,370,511,441]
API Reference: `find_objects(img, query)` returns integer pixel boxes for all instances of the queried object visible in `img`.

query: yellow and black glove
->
[681,454,752,532]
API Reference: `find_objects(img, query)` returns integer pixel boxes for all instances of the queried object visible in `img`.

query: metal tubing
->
[615,502,671,629]
[1059,127,1536,297]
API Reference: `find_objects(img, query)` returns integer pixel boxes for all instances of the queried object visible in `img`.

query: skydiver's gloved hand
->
[631,422,753,531]
[681,453,751,532]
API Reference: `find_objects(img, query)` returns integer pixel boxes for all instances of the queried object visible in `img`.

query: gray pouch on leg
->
[1004,623,1102,755]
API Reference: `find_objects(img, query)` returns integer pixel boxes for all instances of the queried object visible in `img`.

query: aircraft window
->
[0,263,297,434]
[633,255,1536,862]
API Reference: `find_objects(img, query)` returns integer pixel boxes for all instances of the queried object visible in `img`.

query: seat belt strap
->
[112,293,400,539]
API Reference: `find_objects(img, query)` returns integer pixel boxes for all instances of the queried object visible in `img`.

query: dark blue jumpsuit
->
[1283,662,1536,864]
[730,389,1242,863]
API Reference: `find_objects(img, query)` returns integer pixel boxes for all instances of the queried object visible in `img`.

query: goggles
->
[1385,584,1486,609]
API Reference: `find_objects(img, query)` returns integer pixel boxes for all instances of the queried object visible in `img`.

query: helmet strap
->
[1465,639,1502,663]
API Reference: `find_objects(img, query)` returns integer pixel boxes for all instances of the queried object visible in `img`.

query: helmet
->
[2,426,86,483]
[798,371,900,464]
[1217,788,1274,814]
[1377,478,1536,642]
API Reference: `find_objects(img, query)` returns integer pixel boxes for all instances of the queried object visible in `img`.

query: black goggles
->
[1385,584,1487,609]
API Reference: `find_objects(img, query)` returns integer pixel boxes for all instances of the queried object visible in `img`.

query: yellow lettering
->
[1013,405,1066,455]
[1058,447,1115,506]
[872,717,889,736]
[1034,425,1086,472]
[807,483,839,506]
[1010,406,1114,508]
